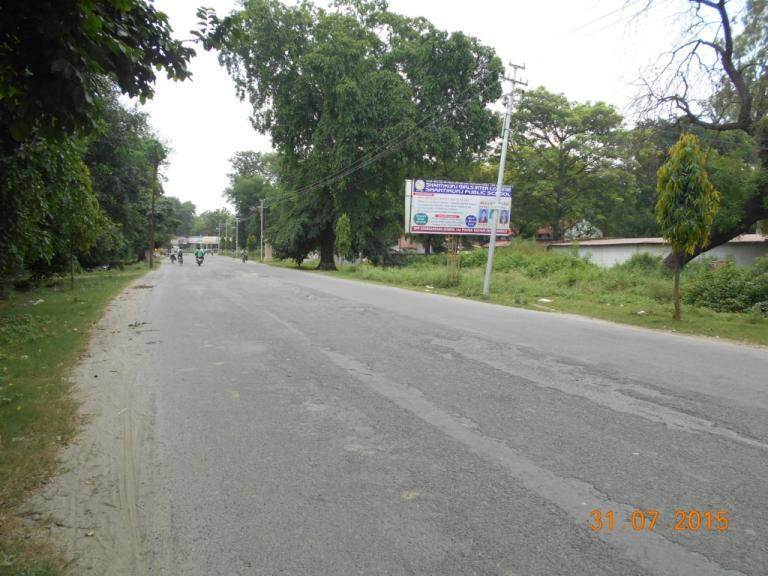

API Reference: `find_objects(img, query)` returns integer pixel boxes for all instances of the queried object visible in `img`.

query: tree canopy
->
[202,0,502,267]
[641,0,767,265]
[0,1,194,282]
[506,87,624,239]
[656,133,720,319]
[0,0,193,146]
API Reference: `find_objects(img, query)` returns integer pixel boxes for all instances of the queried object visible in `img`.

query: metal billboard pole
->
[483,64,526,299]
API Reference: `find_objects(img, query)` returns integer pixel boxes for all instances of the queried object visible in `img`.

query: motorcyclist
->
[177,249,183,264]
[241,248,248,262]
[194,246,205,262]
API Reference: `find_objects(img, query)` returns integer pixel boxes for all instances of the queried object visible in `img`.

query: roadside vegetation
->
[273,242,768,346]
[1,0,766,567]
[0,264,148,576]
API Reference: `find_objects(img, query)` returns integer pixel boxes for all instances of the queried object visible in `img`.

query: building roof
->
[548,234,767,247]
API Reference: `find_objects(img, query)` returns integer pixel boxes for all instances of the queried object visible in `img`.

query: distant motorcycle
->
[170,253,177,264]
[196,255,204,266]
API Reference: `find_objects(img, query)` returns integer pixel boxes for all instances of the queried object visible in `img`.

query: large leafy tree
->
[657,133,720,320]
[1,137,103,278]
[85,92,161,261]
[162,197,197,238]
[642,0,768,267]
[623,119,761,239]
[193,208,233,236]
[228,151,279,182]
[202,0,502,267]
[0,0,192,279]
[224,151,278,248]
[0,0,193,147]
[506,87,624,239]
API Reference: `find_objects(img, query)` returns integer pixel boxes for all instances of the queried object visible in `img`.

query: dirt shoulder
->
[25,273,161,575]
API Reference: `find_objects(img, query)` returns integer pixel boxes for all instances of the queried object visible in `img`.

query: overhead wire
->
[557,0,646,38]
[269,0,661,205]
[234,0,762,215]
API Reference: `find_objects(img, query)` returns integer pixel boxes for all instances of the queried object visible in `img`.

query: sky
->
[138,0,686,213]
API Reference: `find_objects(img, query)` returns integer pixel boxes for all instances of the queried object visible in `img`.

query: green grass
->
[0,263,149,576]
[270,242,768,346]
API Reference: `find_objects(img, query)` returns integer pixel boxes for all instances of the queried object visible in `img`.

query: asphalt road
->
[129,255,767,575]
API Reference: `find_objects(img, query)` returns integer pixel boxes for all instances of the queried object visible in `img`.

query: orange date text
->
[588,509,730,533]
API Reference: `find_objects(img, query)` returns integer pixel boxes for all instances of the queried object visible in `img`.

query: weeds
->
[0,264,148,576]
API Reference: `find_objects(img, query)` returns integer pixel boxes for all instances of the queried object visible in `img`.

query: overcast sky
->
[139,0,685,213]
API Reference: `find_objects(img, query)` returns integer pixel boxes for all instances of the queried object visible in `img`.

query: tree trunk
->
[673,264,681,321]
[70,235,74,290]
[424,236,432,256]
[663,186,768,269]
[317,222,337,270]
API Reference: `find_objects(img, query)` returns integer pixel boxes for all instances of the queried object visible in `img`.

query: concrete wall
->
[550,242,768,268]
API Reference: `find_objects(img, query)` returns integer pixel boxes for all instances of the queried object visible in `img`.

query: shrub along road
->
[34,255,768,575]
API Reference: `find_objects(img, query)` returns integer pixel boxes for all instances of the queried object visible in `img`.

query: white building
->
[547,234,768,268]
[171,236,220,251]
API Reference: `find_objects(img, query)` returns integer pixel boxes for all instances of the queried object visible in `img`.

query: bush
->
[459,243,594,280]
[614,252,665,276]
[752,300,768,317]
[684,263,768,312]
[752,254,768,275]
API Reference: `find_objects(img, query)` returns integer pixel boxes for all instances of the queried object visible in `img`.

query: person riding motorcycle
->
[177,249,183,264]
[241,248,248,262]
[194,247,205,265]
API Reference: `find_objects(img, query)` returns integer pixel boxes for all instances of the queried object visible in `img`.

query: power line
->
[289,78,502,199]
[558,0,645,38]
[264,75,506,209]
[269,1,665,203]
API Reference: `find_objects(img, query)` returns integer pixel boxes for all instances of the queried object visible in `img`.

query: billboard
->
[404,179,512,236]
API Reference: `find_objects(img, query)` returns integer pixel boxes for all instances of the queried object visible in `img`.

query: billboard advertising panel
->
[404,179,512,236]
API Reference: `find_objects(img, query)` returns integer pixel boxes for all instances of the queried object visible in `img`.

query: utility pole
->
[148,144,160,269]
[235,217,240,255]
[225,219,229,253]
[482,63,526,299]
[217,223,221,253]
[259,199,265,261]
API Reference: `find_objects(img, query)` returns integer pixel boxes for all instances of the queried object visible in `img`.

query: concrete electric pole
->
[260,199,265,261]
[482,63,527,299]
[148,144,160,269]
[235,217,240,255]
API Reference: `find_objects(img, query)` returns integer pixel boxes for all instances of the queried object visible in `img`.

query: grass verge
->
[269,243,768,347]
[0,263,149,575]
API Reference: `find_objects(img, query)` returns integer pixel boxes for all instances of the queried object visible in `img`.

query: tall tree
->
[201,0,502,267]
[657,134,720,320]
[641,0,768,267]
[1,0,193,279]
[224,151,279,249]
[506,87,624,239]
[85,92,160,261]
[0,0,193,147]
[161,197,197,238]
[193,208,232,236]
[228,151,279,182]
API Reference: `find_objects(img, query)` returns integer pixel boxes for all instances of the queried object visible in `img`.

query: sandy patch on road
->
[26,273,162,575]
